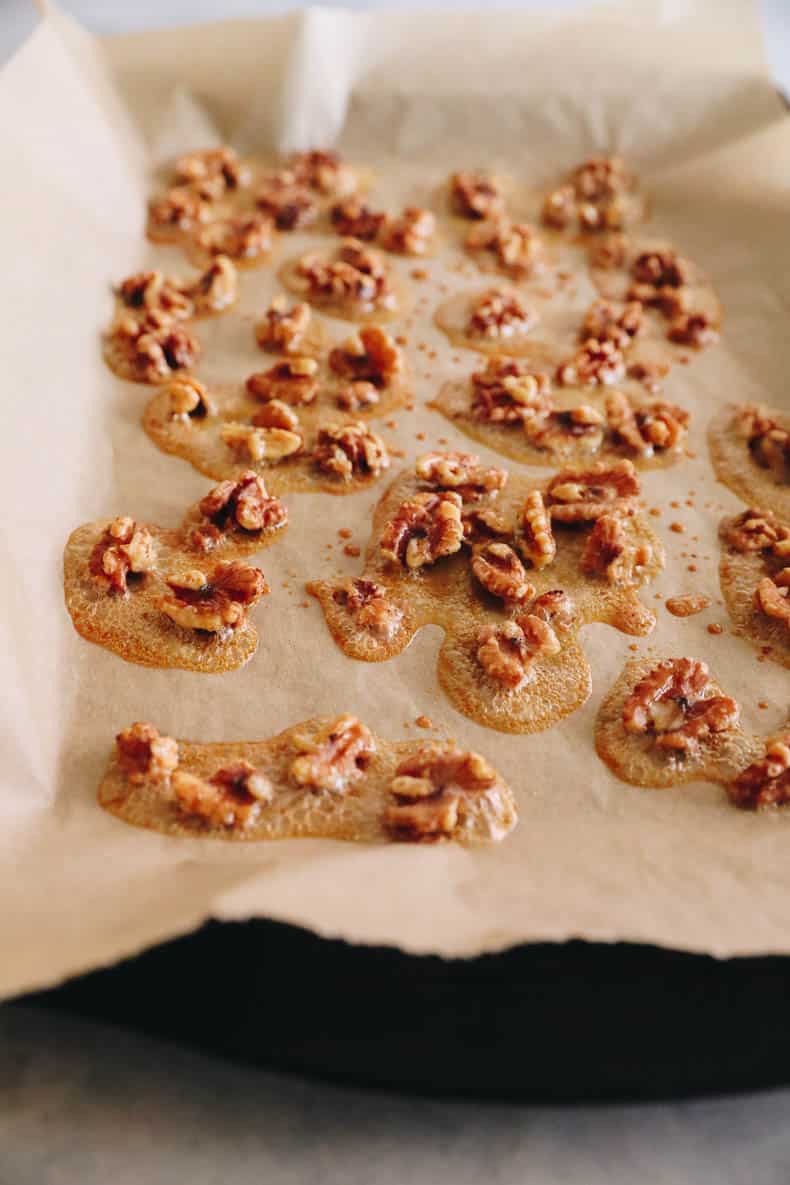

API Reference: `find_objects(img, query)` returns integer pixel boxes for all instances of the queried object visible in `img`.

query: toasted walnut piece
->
[289,715,375,793]
[622,658,739,754]
[667,312,719,348]
[172,761,272,830]
[295,240,394,310]
[251,399,302,433]
[518,490,556,569]
[754,574,790,627]
[313,422,389,482]
[89,517,156,593]
[470,357,553,425]
[666,594,712,618]
[472,542,534,602]
[328,326,402,386]
[332,578,404,640]
[116,722,179,786]
[734,405,790,480]
[466,288,536,340]
[336,381,380,412]
[557,337,625,388]
[604,391,688,458]
[330,196,387,240]
[462,505,513,544]
[255,297,312,355]
[572,156,631,201]
[148,186,212,232]
[415,451,507,502]
[379,206,436,256]
[127,322,200,382]
[722,507,790,554]
[287,149,356,196]
[542,184,576,230]
[476,614,560,689]
[466,218,544,277]
[195,214,273,261]
[256,170,318,230]
[160,560,267,634]
[190,471,287,550]
[221,422,302,463]
[188,256,238,313]
[581,513,652,585]
[589,233,628,270]
[582,299,643,349]
[384,743,497,840]
[523,405,605,454]
[380,490,464,569]
[546,458,640,523]
[728,736,790,809]
[529,588,577,631]
[632,249,688,289]
[118,271,193,320]
[166,376,216,421]
[450,171,505,221]
[174,146,247,191]
[246,357,319,406]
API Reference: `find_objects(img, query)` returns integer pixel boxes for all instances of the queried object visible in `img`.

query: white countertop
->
[2,3,789,1182]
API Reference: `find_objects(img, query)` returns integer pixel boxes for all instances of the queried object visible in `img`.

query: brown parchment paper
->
[2,0,790,999]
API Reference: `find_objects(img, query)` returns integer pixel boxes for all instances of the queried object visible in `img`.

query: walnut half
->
[622,658,739,755]
[332,578,404,641]
[727,736,790,809]
[172,761,272,830]
[160,560,268,634]
[289,715,375,792]
[89,516,156,593]
[384,743,497,840]
[188,471,287,550]
[116,722,179,785]
[476,614,560,689]
[380,491,464,569]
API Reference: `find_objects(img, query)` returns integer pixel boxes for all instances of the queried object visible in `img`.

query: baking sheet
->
[2,0,790,999]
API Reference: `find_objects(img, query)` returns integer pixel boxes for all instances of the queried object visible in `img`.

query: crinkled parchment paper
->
[2,0,790,999]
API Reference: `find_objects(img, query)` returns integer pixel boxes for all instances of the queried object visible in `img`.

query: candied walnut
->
[450,171,505,221]
[166,376,216,421]
[530,588,577,631]
[287,149,356,196]
[476,614,560,689]
[328,326,402,387]
[466,287,536,340]
[622,658,739,754]
[256,170,318,230]
[415,451,507,502]
[472,542,534,602]
[573,156,631,201]
[384,743,497,840]
[556,337,625,387]
[546,459,640,522]
[188,256,238,313]
[728,736,790,809]
[379,207,436,256]
[517,490,556,569]
[470,357,553,425]
[174,146,246,191]
[524,405,605,453]
[121,319,200,383]
[290,715,375,792]
[172,761,272,830]
[336,381,380,411]
[588,233,628,270]
[221,422,302,463]
[667,311,718,348]
[116,722,179,785]
[148,186,211,232]
[581,513,652,585]
[380,490,464,569]
[462,505,513,544]
[189,471,287,550]
[736,405,790,480]
[160,560,267,634]
[194,213,273,261]
[255,297,311,355]
[577,197,628,233]
[332,578,403,640]
[246,357,319,406]
[330,197,387,240]
[754,573,790,627]
[313,422,389,482]
[545,159,632,233]
[632,249,688,289]
[251,400,301,432]
[542,184,576,230]
[465,218,544,277]
[604,391,689,458]
[118,270,192,320]
[89,516,156,593]
[722,507,790,554]
[295,240,394,309]
[581,299,643,349]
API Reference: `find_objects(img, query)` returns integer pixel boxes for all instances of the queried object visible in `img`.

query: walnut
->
[461,506,513,544]
[517,490,556,569]
[581,299,643,349]
[379,207,436,256]
[220,422,302,462]
[472,542,534,602]
[542,184,576,229]
[251,400,302,432]
[667,312,719,348]
[465,218,544,277]
[290,715,375,792]
[450,171,505,220]
[160,560,267,634]
[256,170,318,229]
[188,255,238,313]
[476,614,560,689]
[632,249,688,289]
[89,516,156,593]
[546,459,640,522]
[573,156,631,200]
[577,198,628,233]
[118,270,192,320]
[174,146,247,191]
[194,214,273,261]
[581,513,652,585]
[330,197,387,240]
[287,149,356,196]
[523,405,605,454]
[588,233,628,270]
[754,573,790,627]
[295,240,394,310]
[328,326,402,387]
[622,658,739,754]
[116,722,179,785]
[556,338,625,387]
[166,376,216,421]
[466,288,536,340]
[172,761,272,830]
[188,471,287,550]
[735,405,790,480]
[728,736,790,809]
[332,578,404,640]
[126,321,200,382]
[415,451,507,502]
[148,186,211,232]
[380,491,464,569]
[604,391,689,458]
[384,743,497,840]
[255,297,311,354]
[544,159,632,233]
[470,357,553,425]
[313,422,389,482]
[529,588,577,631]
[246,357,319,405]
[722,508,790,555]
[336,381,380,412]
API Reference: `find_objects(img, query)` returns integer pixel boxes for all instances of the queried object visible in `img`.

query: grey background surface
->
[2,2,790,1182]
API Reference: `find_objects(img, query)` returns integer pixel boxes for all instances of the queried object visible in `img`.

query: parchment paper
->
[2,0,790,1000]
